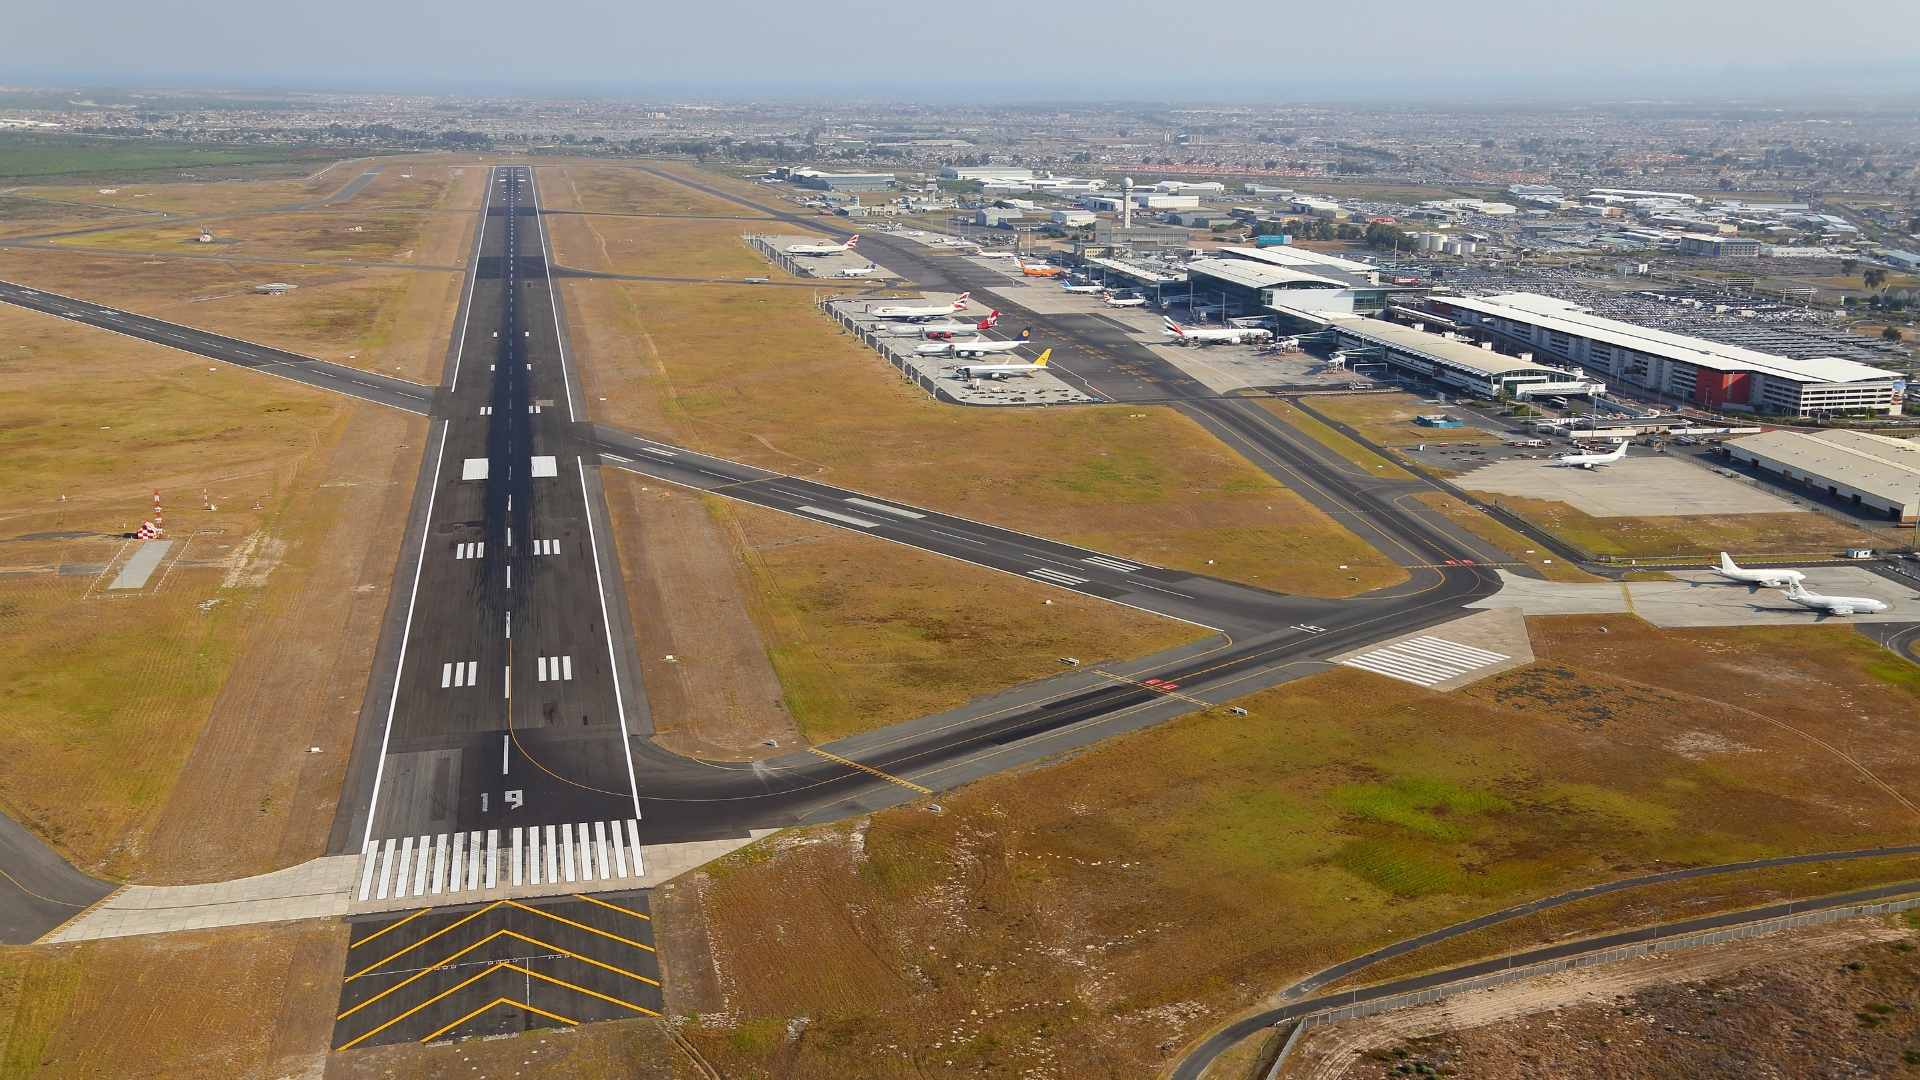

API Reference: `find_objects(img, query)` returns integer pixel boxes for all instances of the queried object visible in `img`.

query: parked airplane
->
[786,235,859,256]
[913,310,1000,338]
[916,337,1026,358]
[870,293,971,320]
[1782,580,1889,617]
[1161,316,1274,346]
[1554,441,1628,469]
[973,248,1021,260]
[834,265,877,278]
[957,348,1052,380]
[1711,552,1807,589]
[1104,295,1148,307]
[1020,262,1064,278]
[1060,282,1107,294]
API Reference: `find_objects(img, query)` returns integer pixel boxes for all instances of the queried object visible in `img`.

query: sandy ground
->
[1457,455,1801,517]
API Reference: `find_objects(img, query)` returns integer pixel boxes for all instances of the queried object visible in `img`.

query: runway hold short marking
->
[798,505,883,529]
[461,458,489,481]
[843,496,925,520]
[441,660,479,688]
[532,539,559,556]
[454,542,485,560]
[1029,567,1089,587]
[530,456,558,478]
[1341,636,1510,688]
[808,747,933,795]
[537,655,574,682]
[1082,555,1141,573]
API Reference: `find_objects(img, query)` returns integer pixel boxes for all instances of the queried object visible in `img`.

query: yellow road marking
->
[506,899,655,952]
[807,746,932,795]
[574,893,653,922]
[418,995,578,1045]
[514,964,661,1017]
[348,900,505,980]
[349,907,432,951]
[335,964,500,1051]
[338,926,662,1022]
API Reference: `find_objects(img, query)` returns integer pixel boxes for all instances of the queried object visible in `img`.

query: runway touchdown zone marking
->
[332,893,662,1051]
[1340,635,1510,688]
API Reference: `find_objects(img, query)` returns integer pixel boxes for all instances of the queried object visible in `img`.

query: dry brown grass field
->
[561,277,1403,596]
[549,211,793,279]
[0,921,343,1078]
[666,615,1920,1077]
[0,305,420,880]
[1410,493,1603,583]
[1487,494,1880,559]
[538,162,773,218]
[1310,392,1495,447]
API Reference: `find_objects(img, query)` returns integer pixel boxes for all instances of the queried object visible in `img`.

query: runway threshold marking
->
[808,747,933,795]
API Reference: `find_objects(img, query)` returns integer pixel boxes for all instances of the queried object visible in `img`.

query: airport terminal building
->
[1432,292,1902,417]
[1726,429,1920,524]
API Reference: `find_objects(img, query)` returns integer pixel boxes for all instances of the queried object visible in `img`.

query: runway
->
[330,166,648,857]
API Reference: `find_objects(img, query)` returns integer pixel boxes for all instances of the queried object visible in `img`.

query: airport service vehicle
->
[916,337,1026,358]
[834,265,878,278]
[1104,295,1148,308]
[1711,552,1806,589]
[869,292,971,321]
[912,311,1001,338]
[957,348,1052,380]
[1554,441,1627,469]
[786,234,859,256]
[1161,316,1274,346]
[1020,262,1065,278]
[1782,580,1889,617]
[1060,282,1107,294]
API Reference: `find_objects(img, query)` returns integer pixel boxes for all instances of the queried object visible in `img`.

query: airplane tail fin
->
[953,292,971,310]
[978,311,1000,329]
[1033,349,1051,367]
[845,235,859,248]
[1718,552,1737,572]
[1163,316,1184,335]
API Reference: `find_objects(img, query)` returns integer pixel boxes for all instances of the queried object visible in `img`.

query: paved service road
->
[335,166,647,857]
[0,812,112,944]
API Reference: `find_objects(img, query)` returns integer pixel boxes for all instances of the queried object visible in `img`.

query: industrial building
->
[1725,429,1920,524]
[973,207,1024,227]
[792,170,897,193]
[1432,292,1901,417]
[1294,314,1606,400]
[1678,233,1762,257]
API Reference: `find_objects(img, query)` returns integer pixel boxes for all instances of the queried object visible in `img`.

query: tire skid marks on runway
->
[357,820,645,904]
[1340,635,1510,688]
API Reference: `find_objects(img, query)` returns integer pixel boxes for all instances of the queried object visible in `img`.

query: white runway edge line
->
[445,164,495,395]
[359,423,451,850]
[1341,635,1511,688]
[528,166,582,424]
[578,457,644,821]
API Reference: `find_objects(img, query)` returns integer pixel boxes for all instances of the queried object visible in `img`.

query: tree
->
[1864,267,1889,290]
[1842,258,1859,276]
[1882,326,1904,343]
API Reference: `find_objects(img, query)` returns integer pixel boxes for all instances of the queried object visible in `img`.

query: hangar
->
[1725,429,1920,524]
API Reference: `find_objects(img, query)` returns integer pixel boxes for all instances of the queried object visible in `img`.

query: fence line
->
[1263,894,1920,1078]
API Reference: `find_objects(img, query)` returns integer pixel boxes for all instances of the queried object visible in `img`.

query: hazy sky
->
[8,0,1919,101]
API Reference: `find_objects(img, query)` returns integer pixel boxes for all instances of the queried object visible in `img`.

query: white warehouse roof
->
[1185,258,1346,290]
[1728,430,1920,513]
[1215,245,1377,275]
[1446,292,1896,386]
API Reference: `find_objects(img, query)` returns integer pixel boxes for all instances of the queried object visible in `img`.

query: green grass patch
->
[1332,776,1511,841]
[0,132,326,180]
